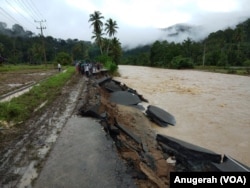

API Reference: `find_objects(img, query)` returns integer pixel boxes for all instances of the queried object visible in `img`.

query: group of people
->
[75,61,102,77]
[57,61,103,76]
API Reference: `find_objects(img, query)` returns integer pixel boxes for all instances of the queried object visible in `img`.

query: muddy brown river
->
[114,65,250,166]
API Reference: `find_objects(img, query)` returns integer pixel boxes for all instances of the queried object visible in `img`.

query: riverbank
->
[114,65,250,166]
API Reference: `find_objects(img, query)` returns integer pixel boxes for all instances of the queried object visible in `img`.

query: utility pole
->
[202,43,206,67]
[35,20,46,36]
[35,20,47,65]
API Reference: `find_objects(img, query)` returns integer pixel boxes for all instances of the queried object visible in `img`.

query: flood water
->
[114,65,250,166]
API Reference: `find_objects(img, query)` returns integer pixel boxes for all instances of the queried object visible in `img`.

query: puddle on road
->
[38,134,58,158]
[16,161,38,188]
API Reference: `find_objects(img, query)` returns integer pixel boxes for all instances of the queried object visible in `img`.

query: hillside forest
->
[1,17,250,71]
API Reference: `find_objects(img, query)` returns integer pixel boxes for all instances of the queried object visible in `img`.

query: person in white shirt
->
[58,63,61,72]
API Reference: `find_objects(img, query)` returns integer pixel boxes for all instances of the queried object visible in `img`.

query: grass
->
[0,65,75,124]
[0,64,55,73]
[194,66,250,76]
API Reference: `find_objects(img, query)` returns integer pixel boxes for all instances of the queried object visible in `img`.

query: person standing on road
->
[58,63,61,72]
[85,63,90,77]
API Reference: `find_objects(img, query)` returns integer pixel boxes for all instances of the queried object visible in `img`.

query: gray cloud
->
[1,0,250,48]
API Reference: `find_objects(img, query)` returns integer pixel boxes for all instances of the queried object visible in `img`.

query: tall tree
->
[109,37,122,65]
[105,18,118,54]
[88,11,104,54]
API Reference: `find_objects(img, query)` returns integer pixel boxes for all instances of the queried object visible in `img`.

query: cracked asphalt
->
[34,117,136,188]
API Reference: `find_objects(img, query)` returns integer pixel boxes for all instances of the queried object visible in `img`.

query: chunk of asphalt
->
[96,76,112,86]
[146,105,176,126]
[103,80,123,92]
[80,104,102,119]
[109,91,141,105]
[212,155,250,172]
[156,134,222,163]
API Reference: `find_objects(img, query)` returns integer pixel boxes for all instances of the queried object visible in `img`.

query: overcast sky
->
[1,0,250,48]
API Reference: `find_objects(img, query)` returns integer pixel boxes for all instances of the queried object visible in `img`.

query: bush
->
[96,54,118,74]
[96,54,112,64]
[55,52,72,66]
[169,56,194,69]
[243,59,250,74]
[104,60,118,74]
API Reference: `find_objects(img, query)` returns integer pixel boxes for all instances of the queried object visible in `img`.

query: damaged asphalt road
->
[1,71,249,188]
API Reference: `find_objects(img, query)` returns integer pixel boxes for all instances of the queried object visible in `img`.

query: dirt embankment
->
[79,76,174,188]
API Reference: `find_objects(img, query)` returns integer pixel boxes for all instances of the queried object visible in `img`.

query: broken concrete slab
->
[115,121,142,145]
[146,105,176,126]
[126,88,149,103]
[79,104,103,119]
[212,155,250,172]
[157,134,222,162]
[103,80,123,92]
[109,91,141,105]
[157,134,223,171]
[96,76,112,86]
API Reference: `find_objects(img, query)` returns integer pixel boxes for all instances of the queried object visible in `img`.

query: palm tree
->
[91,31,104,54]
[105,18,118,54]
[110,37,122,65]
[88,11,104,54]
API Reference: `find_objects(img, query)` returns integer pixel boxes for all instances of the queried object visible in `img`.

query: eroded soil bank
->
[114,65,250,166]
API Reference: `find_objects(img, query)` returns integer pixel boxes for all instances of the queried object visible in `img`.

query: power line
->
[0,6,21,25]
[17,0,48,31]
[15,0,40,21]
[27,0,44,20]
[5,0,36,28]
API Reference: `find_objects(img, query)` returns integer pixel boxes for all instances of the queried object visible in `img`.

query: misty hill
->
[160,23,206,43]
[123,17,250,68]
[162,23,195,36]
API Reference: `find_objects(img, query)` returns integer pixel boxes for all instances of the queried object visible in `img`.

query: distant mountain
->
[160,23,207,42]
[162,24,193,36]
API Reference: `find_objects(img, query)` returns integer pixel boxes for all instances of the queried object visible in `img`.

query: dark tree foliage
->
[122,18,250,69]
[1,17,250,69]
[0,22,92,64]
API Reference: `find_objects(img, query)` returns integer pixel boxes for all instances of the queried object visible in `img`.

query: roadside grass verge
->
[0,66,75,125]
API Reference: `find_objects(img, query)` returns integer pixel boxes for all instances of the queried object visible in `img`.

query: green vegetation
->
[1,16,250,75]
[54,52,72,66]
[0,66,75,124]
[0,64,54,72]
[88,11,122,71]
[122,18,250,74]
[169,56,194,69]
[96,54,118,74]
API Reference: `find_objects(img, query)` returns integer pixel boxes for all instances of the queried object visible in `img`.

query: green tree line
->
[122,18,250,69]
[1,17,250,70]
[0,10,122,68]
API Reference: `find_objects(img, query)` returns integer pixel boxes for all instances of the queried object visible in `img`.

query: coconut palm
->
[89,11,104,54]
[110,37,122,65]
[105,18,118,54]
[91,31,104,54]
